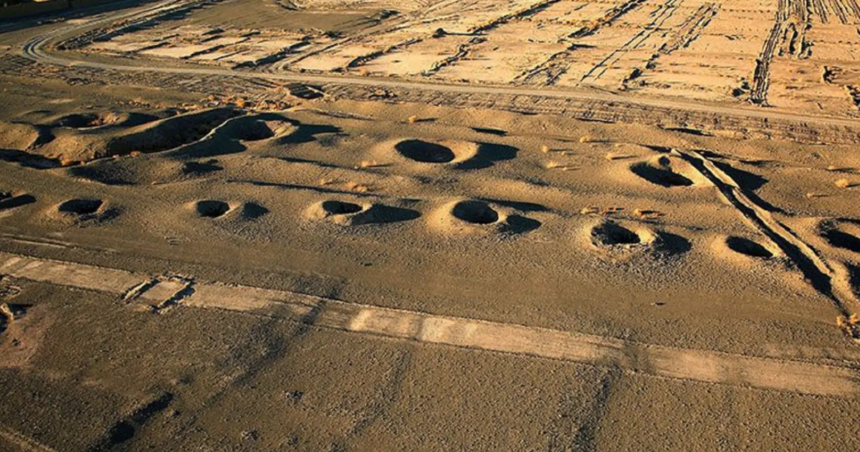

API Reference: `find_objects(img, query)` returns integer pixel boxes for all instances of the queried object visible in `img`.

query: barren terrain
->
[0,0,860,450]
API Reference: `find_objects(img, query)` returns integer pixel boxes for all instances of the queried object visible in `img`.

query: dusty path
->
[14,0,860,133]
[1,251,857,397]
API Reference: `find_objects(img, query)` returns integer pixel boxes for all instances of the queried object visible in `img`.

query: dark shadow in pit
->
[396,140,455,163]
[726,236,772,258]
[592,222,641,246]
[226,118,277,141]
[57,198,120,224]
[455,143,518,170]
[58,198,103,215]
[322,200,362,215]
[630,163,694,188]
[196,200,230,218]
[452,200,498,224]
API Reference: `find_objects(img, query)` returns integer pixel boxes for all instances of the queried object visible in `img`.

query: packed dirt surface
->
[36,0,860,118]
[1,0,860,450]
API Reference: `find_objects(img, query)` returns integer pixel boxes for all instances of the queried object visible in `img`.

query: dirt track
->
[15,0,860,142]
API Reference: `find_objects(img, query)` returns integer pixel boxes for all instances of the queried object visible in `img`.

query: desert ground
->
[0,0,859,450]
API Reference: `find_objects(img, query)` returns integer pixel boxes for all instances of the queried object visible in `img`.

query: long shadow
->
[228,179,381,198]
[683,153,847,313]
[0,194,36,210]
[503,215,541,234]
[630,162,694,187]
[240,202,270,220]
[822,226,860,253]
[364,205,421,224]
[478,198,549,213]
[471,127,506,136]
[0,149,59,169]
[656,232,693,255]
[277,123,342,145]
[68,160,136,185]
[712,161,784,213]
[165,138,247,160]
[269,156,340,169]
[713,161,768,190]
[455,142,518,170]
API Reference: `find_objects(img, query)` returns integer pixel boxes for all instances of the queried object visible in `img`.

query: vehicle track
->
[659,3,718,55]
[1,250,858,396]
[676,148,860,341]
[580,0,683,84]
[13,0,860,137]
[516,0,646,85]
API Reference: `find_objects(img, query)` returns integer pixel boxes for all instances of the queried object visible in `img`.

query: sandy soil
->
[1,0,860,450]
[41,0,860,118]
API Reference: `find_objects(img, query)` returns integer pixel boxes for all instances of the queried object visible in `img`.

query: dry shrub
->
[59,156,76,167]
[358,160,386,169]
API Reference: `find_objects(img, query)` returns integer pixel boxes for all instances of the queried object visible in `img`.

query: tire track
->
[20,0,860,141]
[659,3,719,55]
[675,149,860,341]
[1,251,858,396]
[580,0,683,84]
[421,0,562,76]
[750,0,788,105]
[516,0,646,85]
[750,0,814,104]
